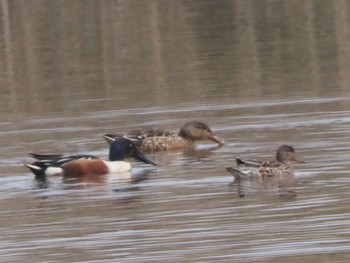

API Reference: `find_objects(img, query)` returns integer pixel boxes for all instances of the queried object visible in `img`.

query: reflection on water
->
[229,173,298,199]
[1,1,350,262]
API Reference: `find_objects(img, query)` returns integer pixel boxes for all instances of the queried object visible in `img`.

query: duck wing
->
[235,158,264,167]
[228,160,292,180]
[29,153,98,166]
[104,127,173,146]
[258,161,293,178]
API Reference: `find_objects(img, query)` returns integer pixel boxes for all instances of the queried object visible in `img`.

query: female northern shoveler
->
[103,121,225,152]
[226,145,304,181]
[24,138,156,180]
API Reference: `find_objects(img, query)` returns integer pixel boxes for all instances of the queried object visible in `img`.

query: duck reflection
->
[182,144,222,159]
[229,174,298,200]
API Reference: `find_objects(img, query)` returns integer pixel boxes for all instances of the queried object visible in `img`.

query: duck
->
[226,145,304,181]
[103,121,225,152]
[24,137,156,180]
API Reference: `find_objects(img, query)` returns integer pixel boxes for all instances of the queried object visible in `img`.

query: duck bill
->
[207,134,225,146]
[293,156,305,163]
[131,149,157,166]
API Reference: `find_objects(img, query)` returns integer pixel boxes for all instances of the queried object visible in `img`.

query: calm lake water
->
[1,1,350,262]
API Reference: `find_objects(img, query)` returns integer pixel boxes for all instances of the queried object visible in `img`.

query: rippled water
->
[2,98,350,262]
[2,1,350,262]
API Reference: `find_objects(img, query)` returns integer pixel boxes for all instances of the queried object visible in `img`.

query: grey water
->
[1,1,350,262]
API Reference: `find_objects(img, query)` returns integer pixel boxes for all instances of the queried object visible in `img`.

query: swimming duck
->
[226,145,304,181]
[103,121,225,152]
[24,137,156,179]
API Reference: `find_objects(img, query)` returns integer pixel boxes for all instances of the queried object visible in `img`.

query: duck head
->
[178,121,224,146]
[276,145,304,164]
[109,137,156,165]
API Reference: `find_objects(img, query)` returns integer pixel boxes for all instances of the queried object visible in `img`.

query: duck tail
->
[103,134,119,145]
[226,167,245,181]
[24,163,48,178]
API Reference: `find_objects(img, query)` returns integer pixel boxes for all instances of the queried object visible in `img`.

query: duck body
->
[25,159,132,178]
[25,138,156,180]
[226,145,304,181]
[63,159,132,176]
[132,132,196,152]
[227,160,294,180]
[104,121,224,153]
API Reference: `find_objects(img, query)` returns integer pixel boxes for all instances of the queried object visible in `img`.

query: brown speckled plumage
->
[104,121,224,153]
[226,145,304,181]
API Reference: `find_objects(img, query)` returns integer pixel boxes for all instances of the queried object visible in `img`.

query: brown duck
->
[103,121,224,153]
[226,145,304,181]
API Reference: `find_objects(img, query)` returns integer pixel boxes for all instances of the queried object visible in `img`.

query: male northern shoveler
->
[24,137,156,180]
[226,145,304,181]
[103,121,225,152]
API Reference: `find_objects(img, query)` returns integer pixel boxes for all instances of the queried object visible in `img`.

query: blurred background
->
[1,1,350,262]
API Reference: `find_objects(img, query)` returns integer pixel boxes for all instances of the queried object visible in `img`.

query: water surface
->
[1,1,350,262]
